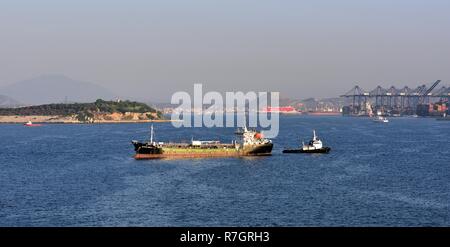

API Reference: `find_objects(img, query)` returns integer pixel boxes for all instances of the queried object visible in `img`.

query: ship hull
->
[133,142,273,159]
[283,147,330,153]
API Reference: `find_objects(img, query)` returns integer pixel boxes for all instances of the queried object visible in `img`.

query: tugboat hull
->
[283,147,331,153]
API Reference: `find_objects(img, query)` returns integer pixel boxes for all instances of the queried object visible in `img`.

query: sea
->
[0,115,449,226]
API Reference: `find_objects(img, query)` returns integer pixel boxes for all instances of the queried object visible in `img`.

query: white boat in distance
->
[373,116,389,123]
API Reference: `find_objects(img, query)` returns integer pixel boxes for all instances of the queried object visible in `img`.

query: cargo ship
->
[132,125,273,159]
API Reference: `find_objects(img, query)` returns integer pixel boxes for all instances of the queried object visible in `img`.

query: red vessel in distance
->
[24,121,43,127]
[262,106,300,113]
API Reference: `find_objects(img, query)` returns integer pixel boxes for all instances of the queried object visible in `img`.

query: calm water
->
[0,116,449,226]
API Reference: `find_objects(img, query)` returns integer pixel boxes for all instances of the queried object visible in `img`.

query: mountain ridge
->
[0,74,118,105]
[0,94,23,108]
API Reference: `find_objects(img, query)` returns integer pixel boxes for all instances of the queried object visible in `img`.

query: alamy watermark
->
[170,84,279,138]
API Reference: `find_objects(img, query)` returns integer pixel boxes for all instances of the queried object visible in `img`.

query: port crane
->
[419,80,441,104]
[341,80,447,116]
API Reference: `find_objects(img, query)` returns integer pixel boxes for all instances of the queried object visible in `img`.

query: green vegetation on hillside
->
[0,99,163,121]
[93,99,157,114]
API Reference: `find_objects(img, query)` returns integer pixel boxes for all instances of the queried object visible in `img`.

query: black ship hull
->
[242,143,273,155]
[132,141,163,154]
[283,147,331,153]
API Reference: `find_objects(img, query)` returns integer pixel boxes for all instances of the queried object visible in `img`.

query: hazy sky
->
[1,0,449,101]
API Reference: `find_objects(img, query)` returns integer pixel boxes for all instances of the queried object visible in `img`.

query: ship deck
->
[158,143,236,149]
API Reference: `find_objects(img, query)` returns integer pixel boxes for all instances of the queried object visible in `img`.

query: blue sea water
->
[0,116,449,226]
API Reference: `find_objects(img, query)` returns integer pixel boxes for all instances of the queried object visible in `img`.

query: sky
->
[1,0,450,102]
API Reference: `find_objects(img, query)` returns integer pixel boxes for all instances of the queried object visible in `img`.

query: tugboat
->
[282,130,331,153]
[132,125,273,159]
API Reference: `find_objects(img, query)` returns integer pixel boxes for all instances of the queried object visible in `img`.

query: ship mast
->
[150,124,154,144]
[244,102,249,132]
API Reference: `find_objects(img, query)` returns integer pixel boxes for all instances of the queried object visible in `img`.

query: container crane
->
[419,80,441,104]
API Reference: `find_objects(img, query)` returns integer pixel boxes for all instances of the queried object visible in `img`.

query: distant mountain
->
[0,95,22,108]
[279,97,304,108]
[0,75,117,105]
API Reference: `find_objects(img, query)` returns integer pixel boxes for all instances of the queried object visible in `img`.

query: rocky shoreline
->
[0,115,176,124]
[0,99,169,124]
